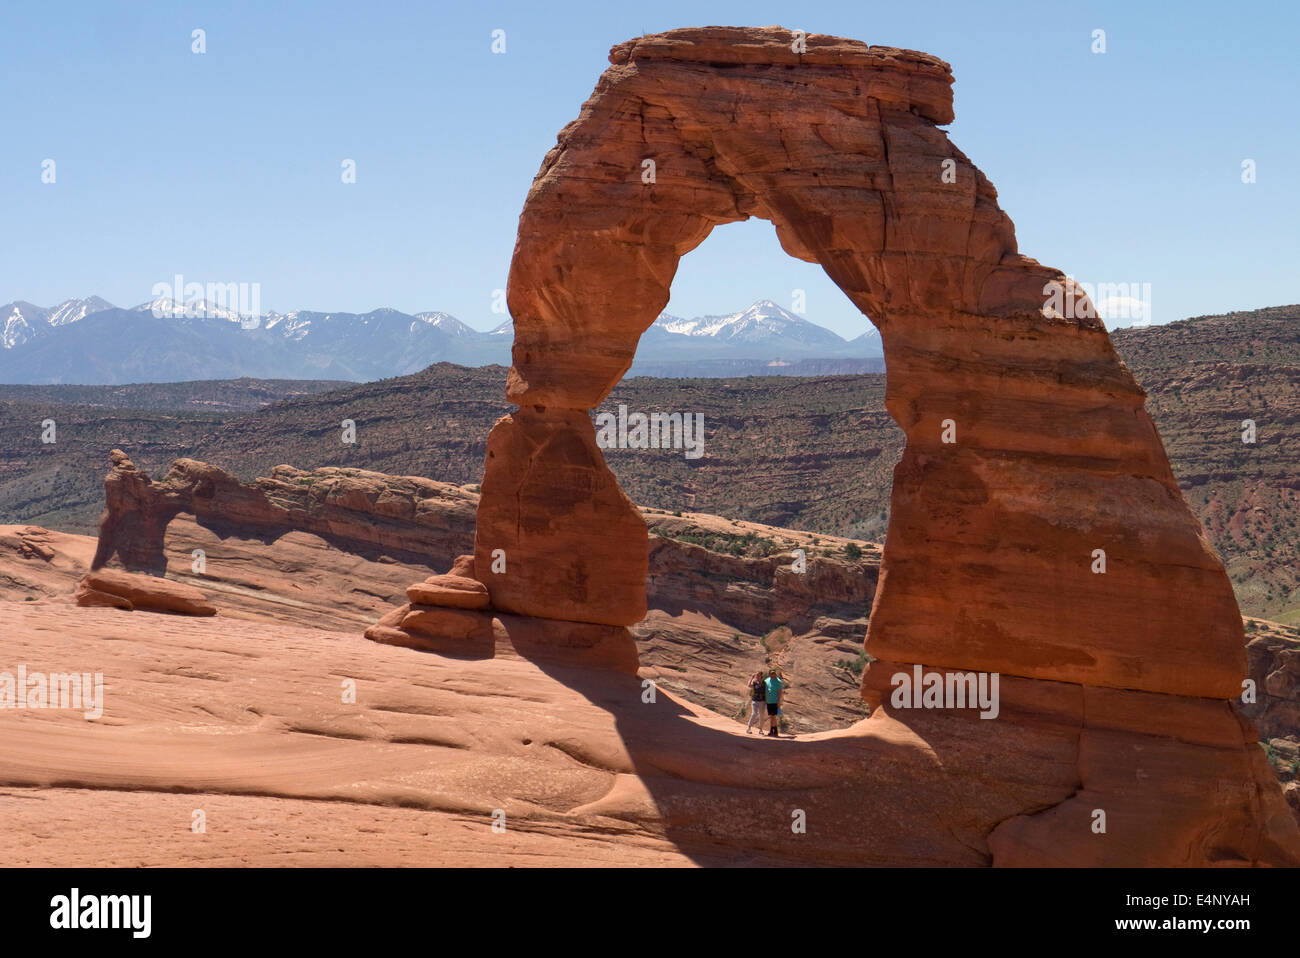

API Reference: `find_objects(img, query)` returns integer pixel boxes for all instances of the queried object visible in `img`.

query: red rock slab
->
[77,569,216,616]
[447,554,478,579]
[406,574,489,609]
[74,582,134,610]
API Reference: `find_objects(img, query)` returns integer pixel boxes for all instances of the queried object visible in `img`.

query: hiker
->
[764,668,785,737]
[744,670,766,733]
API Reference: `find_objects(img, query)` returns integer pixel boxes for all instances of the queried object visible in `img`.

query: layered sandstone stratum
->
[2,26,1297,866]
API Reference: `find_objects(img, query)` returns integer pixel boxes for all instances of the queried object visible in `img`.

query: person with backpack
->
[744,669,767,733]
[764,668,786,737]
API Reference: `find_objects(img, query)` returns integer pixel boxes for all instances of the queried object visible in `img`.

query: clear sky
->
[2,0,1296,336]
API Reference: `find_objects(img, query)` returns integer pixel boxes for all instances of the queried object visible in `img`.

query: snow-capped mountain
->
[645,299,880,361]
[416,312,477,337]
[48,296,115,327]
[652,299,859,351]
[2,302,44,350]
[0,296,880,384]
[133,297,253,326]
[1,297,116,349]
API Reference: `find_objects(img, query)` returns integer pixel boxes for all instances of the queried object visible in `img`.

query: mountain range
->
[0,297,881,384]
[2,304,1295,627]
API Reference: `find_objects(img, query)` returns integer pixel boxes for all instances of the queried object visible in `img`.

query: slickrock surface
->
[0,526,94,598]
[3,601,1295,866]
[5,472,1299,859]
[0,602,700,866]
[368,607,641,676]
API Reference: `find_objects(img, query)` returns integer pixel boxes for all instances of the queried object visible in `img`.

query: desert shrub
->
[836,650,869,675]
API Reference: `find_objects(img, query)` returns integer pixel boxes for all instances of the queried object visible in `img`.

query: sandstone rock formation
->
[496,25,1243,693]
[47,25,1300,864]
[91,449,481,579]
[366,545,640,674]
[453,25,1298,865]
[74,453,876,728]
[1241,620,1300,816]
[1242,620,1300,745]
[75,568,216,616]
[473,407,648,626]
[0,526,94,599]
[34,445,1300,864]
[406,570,489,609]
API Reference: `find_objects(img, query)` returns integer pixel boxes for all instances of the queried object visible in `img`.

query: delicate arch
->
[475,26,1245,702]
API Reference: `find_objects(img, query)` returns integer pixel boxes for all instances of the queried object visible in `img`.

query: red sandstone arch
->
[474,26,1245,702]
[349,26,1300,865]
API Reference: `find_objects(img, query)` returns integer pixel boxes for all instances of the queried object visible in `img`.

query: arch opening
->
[593,216,901,732]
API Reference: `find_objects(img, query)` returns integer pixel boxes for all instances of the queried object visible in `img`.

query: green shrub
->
[836,650,869,676]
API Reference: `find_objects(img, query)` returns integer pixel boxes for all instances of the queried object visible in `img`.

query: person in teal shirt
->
[763,669,785,737]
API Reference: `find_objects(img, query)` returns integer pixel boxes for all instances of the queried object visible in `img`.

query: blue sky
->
[2,0,1296,336]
